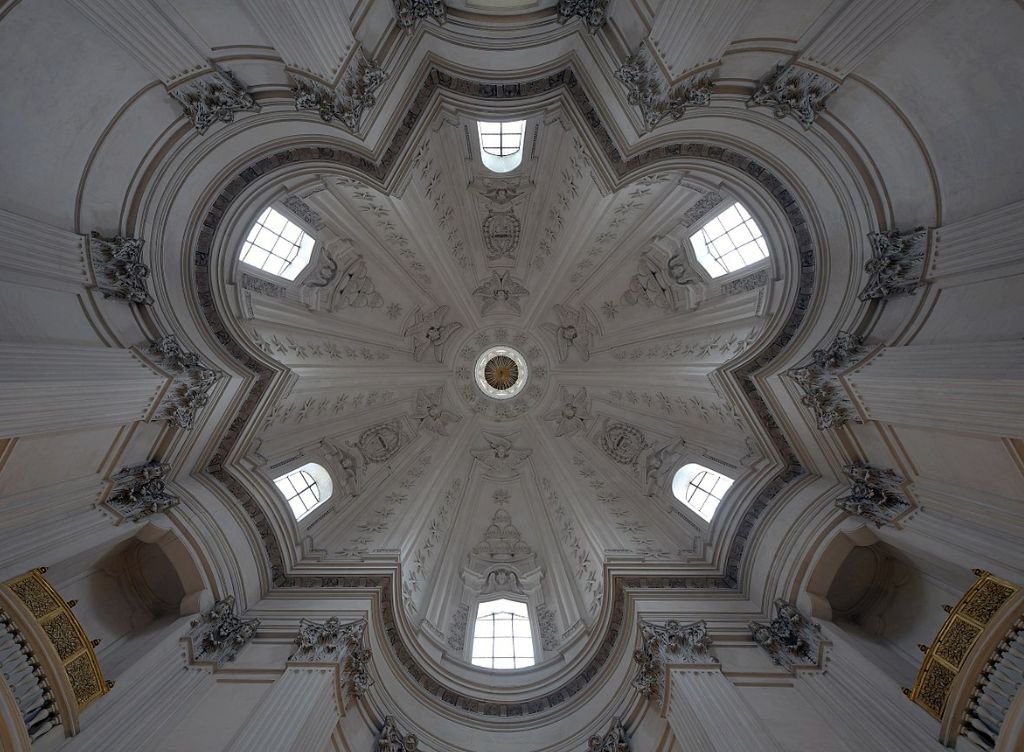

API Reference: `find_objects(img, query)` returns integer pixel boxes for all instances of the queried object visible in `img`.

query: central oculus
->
[474,345,528,400]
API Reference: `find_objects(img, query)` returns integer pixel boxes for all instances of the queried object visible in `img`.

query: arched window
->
[477,120,526,173]
[671,463,734,522]
[470,598,535,669]
[689,201,768,278]
[239,206,316,280]
[273,462,333,520]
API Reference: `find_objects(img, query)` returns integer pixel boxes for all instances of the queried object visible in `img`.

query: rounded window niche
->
[672,463,734,522]
[273,462,333,520]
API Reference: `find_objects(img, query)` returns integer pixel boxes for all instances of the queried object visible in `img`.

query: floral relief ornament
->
[544,387,593,437]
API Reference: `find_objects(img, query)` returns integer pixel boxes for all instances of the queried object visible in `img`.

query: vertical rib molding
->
[0,344,167,437]
[0,209,89,292]
[929,199,1024,279]
[223,667,339,752]
[667,669,784,752]
[648,0,756,78]
[844,341,1024,438]
[793,627,944,751]
[240,0,355,82]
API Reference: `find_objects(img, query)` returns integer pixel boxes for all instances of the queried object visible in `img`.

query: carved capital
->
[289,617,373,696]
[588,718,630,751]
[747,63,838,128]
[615,47,714,130]
[88,232,153,305]
[393,0,446,29]
[291,54,386,133]
[787,331,864,430]
[837,461,910,527]
[169,69,258,133]
[377,715,419,751]
[187,596,259,667]
[749,599,821,672]
[632,619,714,702]
[859,227,929,301]
[148,335,221,430]
[105,461,178,522]
[556,0,610,33]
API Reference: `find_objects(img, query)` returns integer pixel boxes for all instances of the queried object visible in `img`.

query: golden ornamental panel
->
[934,617,981,668]
[917,659,956,717]
[959,579,1014,625]
[8,576,59,618]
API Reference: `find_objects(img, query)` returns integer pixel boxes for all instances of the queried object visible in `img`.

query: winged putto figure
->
[405,305,463,363]
[471,432,533,477]
[541,303,599,362]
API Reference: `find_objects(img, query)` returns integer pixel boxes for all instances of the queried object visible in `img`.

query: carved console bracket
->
[858,227,930,301]
[556,0,610,33]
[787,331,864,430]
[104,461,178,522]
[377,715,420,751]
[615,46,713,131]
[87,232,153,305]
[291,53,386,133]
[837,461,911,528]
[748,599,821,672]
[148,335,222,430]
[632,619,715,703]
[588,717,631,751]
[169,68,258,133]
[289,617,373,696]
[746,63,838,129]
[393,0,447,30]
[187,596,259,667]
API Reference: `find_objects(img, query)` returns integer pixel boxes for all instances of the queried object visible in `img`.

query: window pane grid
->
[690,201,769,278]
[471,599,535,669]
[240,207,311,278]
[672,464,734,522]
[477,121,525,157]
[275,469,321,516]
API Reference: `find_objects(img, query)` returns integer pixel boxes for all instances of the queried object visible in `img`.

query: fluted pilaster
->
[667,669,783,752]
[928,199,1024,279]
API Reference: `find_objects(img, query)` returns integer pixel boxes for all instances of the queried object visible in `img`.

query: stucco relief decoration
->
[169,68,258,133]
[393,0,446,29]
[281,195,325,231]
[290,618,373,696]
[187,596,259,667]
[588,718,631,752]
[455,327,549,421]
[105,461,178,522]
[291,54,386,132]
[482,210,522,261]
[858,227,929,301]
[600,422,650,466]
[644,441,685,496]
[377,715,419,751]
[412,387,462,436]
[148,334,221,430]
[482,567,524,594]
[787,331,864,430]
[473,271,529,314]
[472,508,533,563]
[446,603,470,650]
[615,47,714,130]
[680,190,725,228]
[721,269,769,295]
[335,257,384,309]
[537,605,559,651]
[354,421,406,464]
[471,432,532,478]
[544,387,593,437]
[621,253,677,310]
[406,306,463,362]
[748,599,821,672]
[556,0,609,33]
[321,439,361,497]
[836,461,911,527]
[632,620,714,702]
[542,304,598,362]
[746,63,838,129]
[88,232,153,305]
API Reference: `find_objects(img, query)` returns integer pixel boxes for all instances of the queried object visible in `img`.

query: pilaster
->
[240,0,356,83]
[928,199,1024,280]
[648,0,756,79]
[0,209,90,293]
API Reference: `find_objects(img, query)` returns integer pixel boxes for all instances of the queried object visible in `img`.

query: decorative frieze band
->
[836,462,910,527]
[632,619,715,703]
[104,461,178,522]
[749,599,820,672]
[615,46,714,131]
[187,596,259,667]
[787,331,864,431]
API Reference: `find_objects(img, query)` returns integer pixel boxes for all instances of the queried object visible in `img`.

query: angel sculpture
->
[541,303,599,362]
[622,255,671,309]
[471,432,533,477]
[336,257,383,309]
[412,387,462,436]
[405,305,463,363]
[472,271,530,314]
[644,440,685,496]
[321,439,361,497]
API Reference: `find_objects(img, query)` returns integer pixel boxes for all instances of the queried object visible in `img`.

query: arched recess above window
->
[273,462,333,520]
[477,120,526,173]
[239,206,316,280]
[689,201,769,278]
[470,598,535,669]
[671,463,734,522]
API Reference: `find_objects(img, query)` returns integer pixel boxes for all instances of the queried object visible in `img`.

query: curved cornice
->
[183,63,827,717]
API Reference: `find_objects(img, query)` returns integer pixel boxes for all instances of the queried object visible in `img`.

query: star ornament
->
[544,387,593,437]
